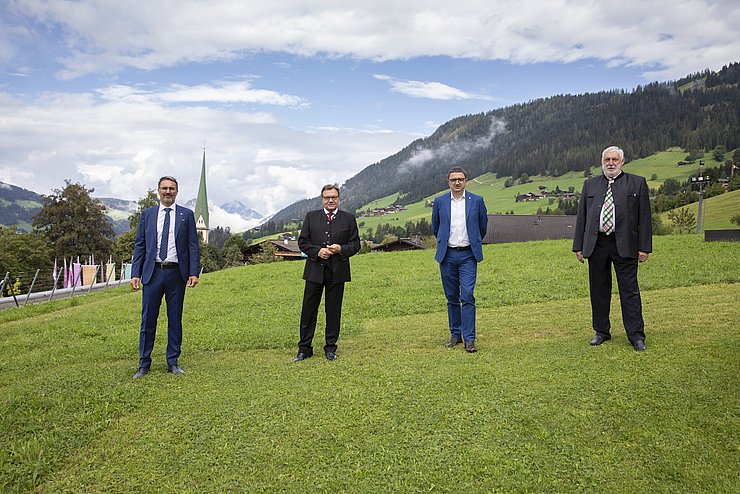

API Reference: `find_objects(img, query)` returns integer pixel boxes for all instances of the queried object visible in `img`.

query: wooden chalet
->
[371,234,427,252]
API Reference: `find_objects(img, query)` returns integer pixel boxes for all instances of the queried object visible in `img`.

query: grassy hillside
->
[659,188,740,230]
[350,148,739,238]
[1,236,739,493]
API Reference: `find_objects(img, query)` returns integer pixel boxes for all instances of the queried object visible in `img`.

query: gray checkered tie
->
[602,182,614,234]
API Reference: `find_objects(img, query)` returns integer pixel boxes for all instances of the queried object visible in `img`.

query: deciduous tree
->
[32,180,115,258]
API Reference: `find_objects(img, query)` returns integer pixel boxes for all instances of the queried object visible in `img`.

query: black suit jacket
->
[573,172,652,259]
[299,209,361,284]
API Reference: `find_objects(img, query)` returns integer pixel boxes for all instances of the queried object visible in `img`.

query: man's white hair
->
[602,146,624,160]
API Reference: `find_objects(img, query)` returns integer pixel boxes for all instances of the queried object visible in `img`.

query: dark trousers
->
[587,233,646,342]
[139,266,186,368]
[298,267,345,354]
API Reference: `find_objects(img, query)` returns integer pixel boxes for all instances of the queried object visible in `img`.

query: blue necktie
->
[159,208,171,261]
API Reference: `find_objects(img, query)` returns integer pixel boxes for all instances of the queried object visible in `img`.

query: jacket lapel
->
[174,205,182,239]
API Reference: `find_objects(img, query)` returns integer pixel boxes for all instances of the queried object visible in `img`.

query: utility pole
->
[691,160,710,234]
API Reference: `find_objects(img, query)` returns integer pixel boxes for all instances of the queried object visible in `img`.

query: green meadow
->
[347,148,738,239]
[1,235,739,493]
[659,188,740,230]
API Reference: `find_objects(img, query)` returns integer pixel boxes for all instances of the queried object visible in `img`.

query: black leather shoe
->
[590,335,611,346]
[325,351,338,361]
[445,337,462,348]
[464,341,477,353]
[168,364,184,374]
[632,340,647,352]
[133,367,149,379]
[292,352,312,362]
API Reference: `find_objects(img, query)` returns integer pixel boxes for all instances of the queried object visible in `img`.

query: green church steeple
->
[194,148,210,243]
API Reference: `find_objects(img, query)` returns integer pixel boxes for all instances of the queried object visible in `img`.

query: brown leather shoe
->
[464,341,477,353]
[445,337,462,348]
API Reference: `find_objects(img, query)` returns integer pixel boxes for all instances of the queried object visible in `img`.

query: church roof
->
[194,149,209,228]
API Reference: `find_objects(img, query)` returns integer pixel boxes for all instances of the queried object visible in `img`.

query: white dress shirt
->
[448,191,470,247]
[156,203,179,263]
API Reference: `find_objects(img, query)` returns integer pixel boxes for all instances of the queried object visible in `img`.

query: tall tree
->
[32,180,115,258]
[0,227,53,294]
[128,189,158,229]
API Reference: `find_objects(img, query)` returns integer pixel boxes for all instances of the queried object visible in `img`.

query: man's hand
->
[130,277,141,290]
[188,276,199,288]
[327,244,342,255]
[318,247,333,259]
[574,251,584,263]
[638,251,649,263]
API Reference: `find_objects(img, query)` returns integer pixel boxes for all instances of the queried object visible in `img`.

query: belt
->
[448,245,471,251]
[155,261,179,269]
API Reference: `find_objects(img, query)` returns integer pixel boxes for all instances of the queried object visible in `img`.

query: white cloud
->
[373,74,492,100]
[400,115,507,173]
[0,86,413,230]
[7,1,740,80]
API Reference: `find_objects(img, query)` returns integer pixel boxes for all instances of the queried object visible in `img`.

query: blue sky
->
[1,0,738,230]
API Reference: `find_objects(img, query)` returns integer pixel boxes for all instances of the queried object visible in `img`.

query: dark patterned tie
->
[327,211,333,221]
[602,181,614,234]
[159,207,171,260]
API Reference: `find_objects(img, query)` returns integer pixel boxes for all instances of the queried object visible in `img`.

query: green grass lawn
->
[1,236,739,493]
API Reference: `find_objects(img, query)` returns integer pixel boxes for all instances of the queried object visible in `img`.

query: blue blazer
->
[131,205,201,284]
[432,191,488,263]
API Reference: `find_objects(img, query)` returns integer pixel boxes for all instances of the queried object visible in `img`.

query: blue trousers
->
[439,248,478,342]
[139,266,186,368]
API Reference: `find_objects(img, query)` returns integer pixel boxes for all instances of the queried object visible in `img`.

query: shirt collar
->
[323,208,338,216]
[450,190,466,201]
[603,171,623,182]
[159,203,177,212]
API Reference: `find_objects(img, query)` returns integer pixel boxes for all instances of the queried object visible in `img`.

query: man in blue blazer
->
[130,176,200,378]
[432,166,488,352]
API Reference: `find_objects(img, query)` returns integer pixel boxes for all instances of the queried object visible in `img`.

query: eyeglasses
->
[322,195,339,201]
[448,178,466,183]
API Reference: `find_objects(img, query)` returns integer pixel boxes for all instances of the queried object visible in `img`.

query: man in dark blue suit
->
[130,176,200,378]
[432,166,488,353]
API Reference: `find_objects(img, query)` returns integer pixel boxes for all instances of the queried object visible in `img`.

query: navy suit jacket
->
[572,172,652,259]
[432,191,488,263]
[131,205,201,284]
[298,209,360,284]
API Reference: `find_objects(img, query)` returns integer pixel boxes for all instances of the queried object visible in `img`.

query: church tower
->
[194,149,210,244]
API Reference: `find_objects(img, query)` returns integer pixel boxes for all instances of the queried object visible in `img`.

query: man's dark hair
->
[447,166,467,179]
[321,184,340,197]
[158,176,179,189]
